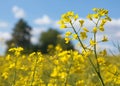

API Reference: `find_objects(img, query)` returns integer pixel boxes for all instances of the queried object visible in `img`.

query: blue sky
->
[0,0,120,55]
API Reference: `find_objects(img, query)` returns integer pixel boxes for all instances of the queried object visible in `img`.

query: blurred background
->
[0,0,120,55]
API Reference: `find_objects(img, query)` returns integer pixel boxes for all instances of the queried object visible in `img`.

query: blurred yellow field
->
[0,46,120,86]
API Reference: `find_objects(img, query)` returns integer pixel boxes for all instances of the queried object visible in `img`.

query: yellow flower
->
[74,14,79,20]
[107,64,118,74]
[79,20,84,27]
[9,47,23,52]
[65,31,72,37]
[105,16,111,21]
[80,32,87,40]
[9,63,15,69]
[92,8,98,12]
[2,72,8,79]
[87,14,92,20]
[99,9,108,16]
[99,25,104,32]
[51,70,58,77]
[58,20,64,24]
[29,52,36,57]
[5,55,11,60]
[102,35,108,42]
[97,57,105,65]
[51,67,60,77]
[59,72,67,79]
[53,60,59,65]
[65,37,70,43]
[92,27,97,33]
[73,34,78,39]
[90,39,96,46]
[93,14,99,19]
[63,18,71,23]
[55,45,62,51]
[82,27,89,32]
[101,19,107,26]
[67,11,74,16]
[99,49,107,56]
[60,24,67,29]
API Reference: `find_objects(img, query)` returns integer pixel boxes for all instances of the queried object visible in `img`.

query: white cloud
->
[0,22,9,28]
[12,6,25,18]
[0,32,12,41]
[34,15,52,25]
[31,27,47,44]
[0,32,12,55]
[104,18,120,40]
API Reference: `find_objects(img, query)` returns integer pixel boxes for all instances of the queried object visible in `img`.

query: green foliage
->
[38,29,74,53]
[6,19,32,54]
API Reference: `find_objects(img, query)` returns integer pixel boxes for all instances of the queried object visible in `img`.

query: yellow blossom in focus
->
[65,31,72,37]
[93,14,99,19]
[82,27,89,32]
[67,11,74,16]
[90,39,96,46]
[101,19,107,26]
[80,32,87,40]
[79,20,84,27]
[73,34,78,39]
[102,35,108,42]
[99,25,104,32]
[74,14,79,20]
[99,9,108,16]
[87,14,92,20]
[92,27,97,33]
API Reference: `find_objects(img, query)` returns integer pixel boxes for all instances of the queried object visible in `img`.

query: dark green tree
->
[6,19,32,54]
[38,29,74,53]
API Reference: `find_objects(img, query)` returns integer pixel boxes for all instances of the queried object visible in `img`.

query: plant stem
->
[70,22,86,51]
[92,17,105,86]
[70,20,105,86]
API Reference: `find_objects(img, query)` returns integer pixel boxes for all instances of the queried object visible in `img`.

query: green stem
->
[70,20,105,86]
[92,17,105,86]
[94,32,100,72]
[70,22,97,71]
[70,22,86,51]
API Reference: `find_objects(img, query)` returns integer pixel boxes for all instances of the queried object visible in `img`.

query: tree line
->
[6,19,74,54]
